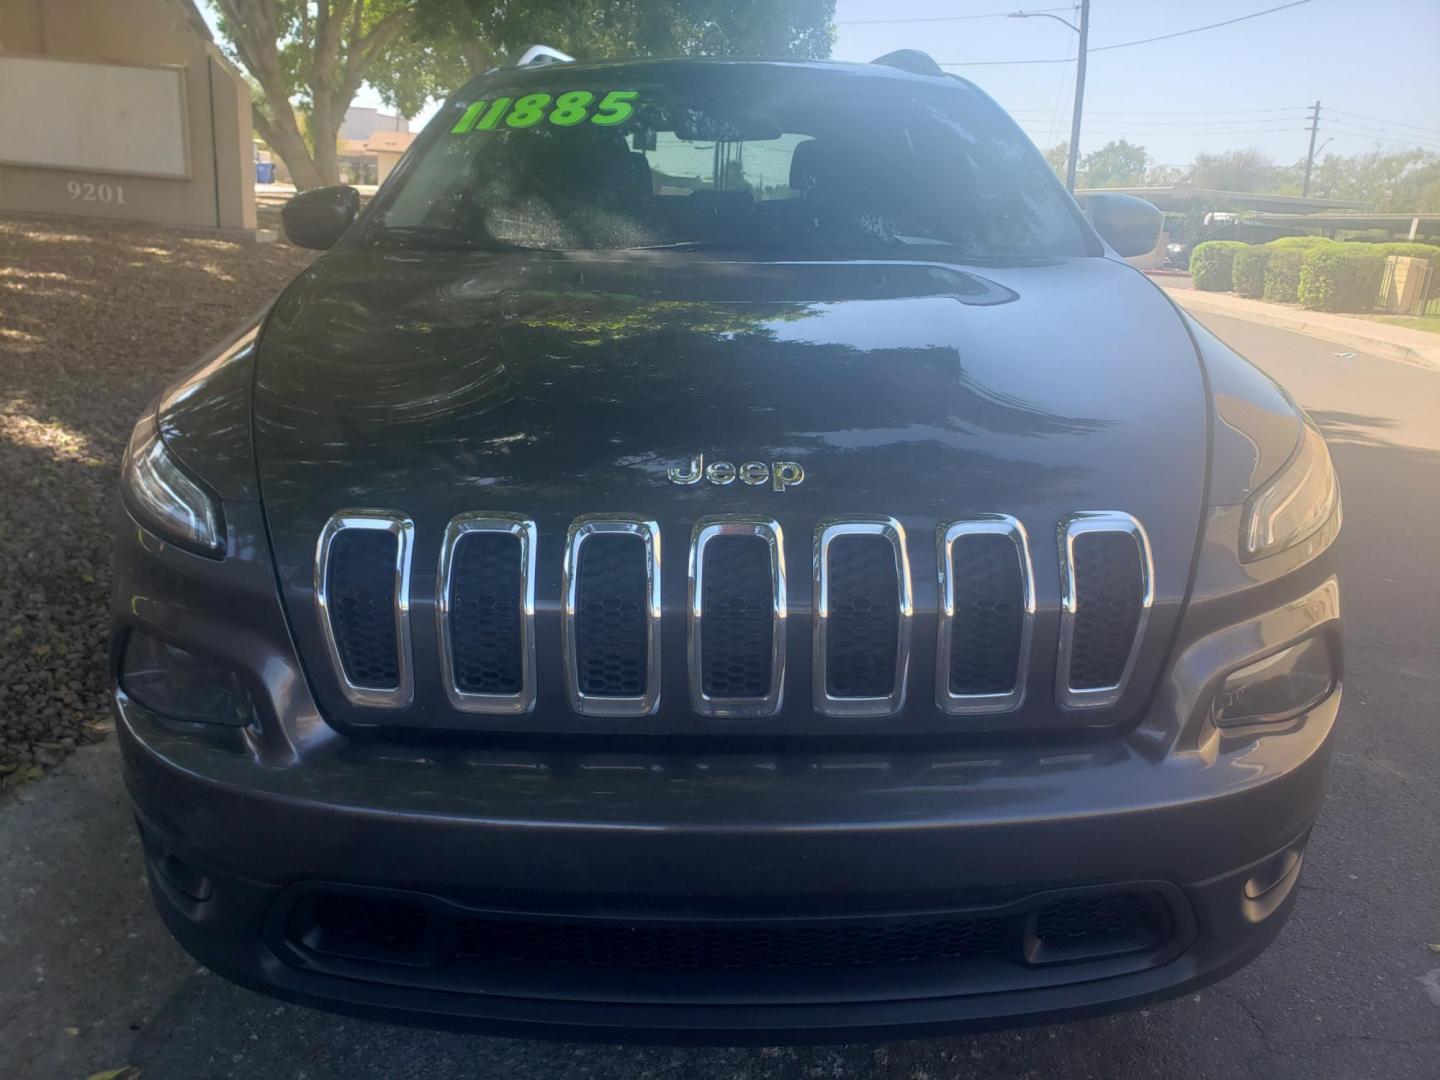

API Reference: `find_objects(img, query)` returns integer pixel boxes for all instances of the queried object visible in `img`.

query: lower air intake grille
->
[1069,531,1145,690]
[288,888,1174,975]
[454,912,1010,969]
[699,536,774,699]
[947,532,1025,696]
[326,529,400,689]
[574,534,648,697]
[448,531,523,695]
[825,534,900,699]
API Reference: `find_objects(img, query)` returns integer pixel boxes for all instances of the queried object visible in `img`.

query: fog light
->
[1214,635,1334,728]
[121,631,253,726]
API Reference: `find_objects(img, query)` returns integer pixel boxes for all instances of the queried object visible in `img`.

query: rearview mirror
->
[1083,193,1163,258]
[281,186,360,250]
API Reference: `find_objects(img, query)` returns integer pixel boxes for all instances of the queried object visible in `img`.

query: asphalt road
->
[2,313,1437,1080]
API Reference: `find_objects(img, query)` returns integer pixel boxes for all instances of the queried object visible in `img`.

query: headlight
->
[1241,419,1338,561]
[1214,634,1336,728]
[121,413,224,555]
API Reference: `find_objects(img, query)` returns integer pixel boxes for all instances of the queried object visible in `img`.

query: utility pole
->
[1302,100,1321,197]
[1011,3,1089,193]
[1066,0,1090,193]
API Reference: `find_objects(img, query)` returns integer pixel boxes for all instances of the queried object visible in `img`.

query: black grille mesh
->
[455,913,1009,969]
[700,536,774,699]
[1069,532,1144,690]
[1035,893,1147,942]
[294,890,1162,972]
[825,535,900,698]
[313,893,427,949]
[574,534,648,697]
[326,529,400,688]
[948,533,1024,695]
[448,532,523,695]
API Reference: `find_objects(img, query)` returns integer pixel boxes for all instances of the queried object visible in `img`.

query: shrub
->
[1267,235,1330,250]
[1297,245,1387,312]
[1231,246,1270,298]
[1190,240,1248,291]
[1263,248,1307,303]
[1367,241,1440,271]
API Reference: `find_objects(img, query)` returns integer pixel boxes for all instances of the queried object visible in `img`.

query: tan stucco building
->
[0,0,256,233]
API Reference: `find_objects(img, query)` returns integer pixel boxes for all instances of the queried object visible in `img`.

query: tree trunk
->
[309,94,343,187]
[254,107,325,191]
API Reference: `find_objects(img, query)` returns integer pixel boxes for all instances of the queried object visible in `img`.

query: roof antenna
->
[870,49,944,77]
[511,44,575,68]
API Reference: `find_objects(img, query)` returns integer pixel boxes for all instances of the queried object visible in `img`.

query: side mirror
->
[281,186,360,250]
[1083,193,1163,258]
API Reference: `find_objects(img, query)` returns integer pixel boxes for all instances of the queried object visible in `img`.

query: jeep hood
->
[252,250,1207,725]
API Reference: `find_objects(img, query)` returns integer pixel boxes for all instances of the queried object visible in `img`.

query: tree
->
[1043,142,1069,180]
[182,0,836,189]
[1186,147,1275,192]
[177,1,426,189]
[1078,139,1148,188]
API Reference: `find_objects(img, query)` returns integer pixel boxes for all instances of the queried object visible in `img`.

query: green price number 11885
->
[451,90,639,133]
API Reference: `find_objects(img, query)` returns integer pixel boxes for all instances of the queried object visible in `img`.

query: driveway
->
[2,313,1437,1080]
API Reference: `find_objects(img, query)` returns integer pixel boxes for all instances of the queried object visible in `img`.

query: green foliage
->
[1079,139,1148,188]
[1297,245,1387,312]
[1187,147,1275,193]
[1262,248,1306,303]
[1043,141,1069,180]
[1365,241,1440,271]
[426,0,837,66]
[1266,235,1330,250]
[1231,246,1270,298]
[1306,148,1440,212]
[1189,241,1249,292]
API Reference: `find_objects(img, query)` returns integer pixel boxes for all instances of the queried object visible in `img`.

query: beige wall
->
[0,0,255,232]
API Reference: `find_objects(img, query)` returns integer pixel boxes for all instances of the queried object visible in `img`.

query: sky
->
[828,0,1440,167]
[210,0,1440,169]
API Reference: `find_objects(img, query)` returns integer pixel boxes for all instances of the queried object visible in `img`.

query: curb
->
[1164,289,1440,371]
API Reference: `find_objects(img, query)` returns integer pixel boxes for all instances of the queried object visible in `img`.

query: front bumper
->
[119,678,1337,1043]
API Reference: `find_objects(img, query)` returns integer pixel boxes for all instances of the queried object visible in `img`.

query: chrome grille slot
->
[314,511,414,708]
[937,517,1035,714]
[563,516,661,716]
[813,518,913,718]
[1057,512,1153,709]
[436,514,537,714]
[689,518,787,717]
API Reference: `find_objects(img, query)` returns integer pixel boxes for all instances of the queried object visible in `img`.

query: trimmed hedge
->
[1190,240,1249,292]
[1231,246,1270,298]
[1368,241,1440,271]
[1266,235,1330,251]
[1263,248,1306,303]
[1297,245,1387,312]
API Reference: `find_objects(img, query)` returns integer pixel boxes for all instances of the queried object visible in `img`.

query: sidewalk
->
[1160,284,1440,370]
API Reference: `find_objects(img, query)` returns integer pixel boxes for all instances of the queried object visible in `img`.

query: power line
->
[1325,109,1440,138]
[1007,106,1307,116]
[1088,0,1313,53]
[837,5,1073,26]
[939,0,1313,67]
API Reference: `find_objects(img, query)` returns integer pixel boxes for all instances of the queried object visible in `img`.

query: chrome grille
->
[314,511,414,708]
[688,517,787,717]
[436,514,536,714]
[1057,512,1154,709]
[812,518,913,718]
[312,509,1154,722]
[936,517,1035,714]
[562,516,661,716]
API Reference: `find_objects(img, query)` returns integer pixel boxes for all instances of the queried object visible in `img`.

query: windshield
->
[375,62,1091,257]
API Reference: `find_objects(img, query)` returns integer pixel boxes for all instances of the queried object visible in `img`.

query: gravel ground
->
[0,210,312,791]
